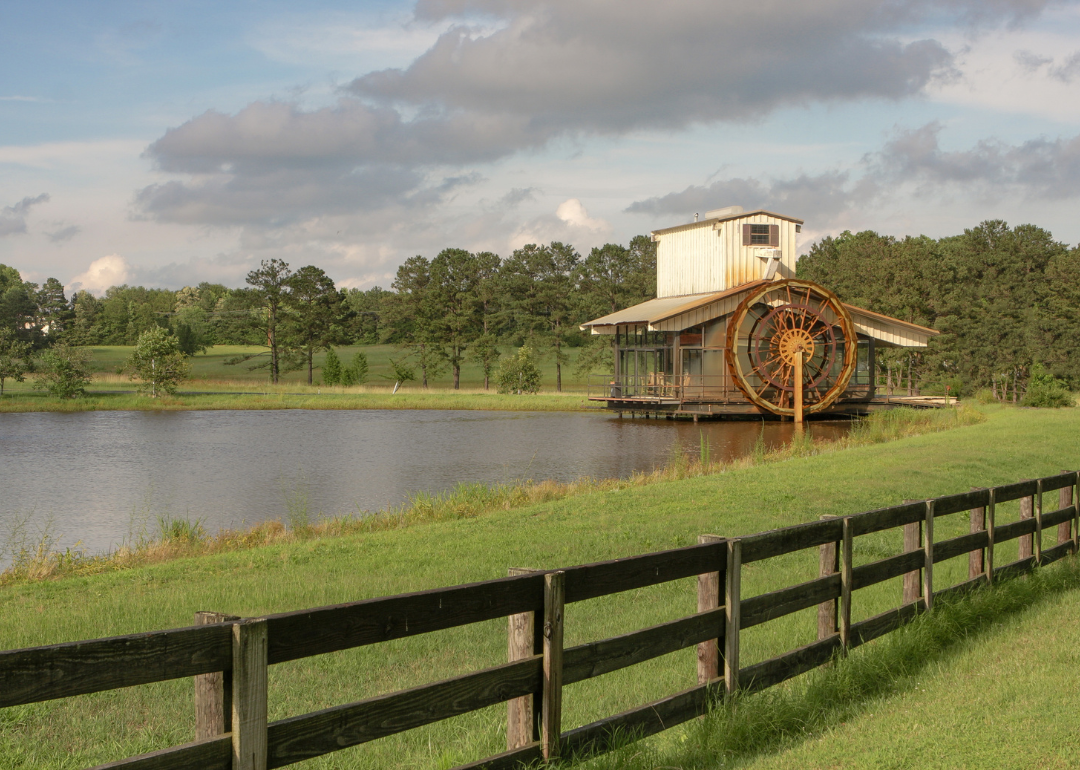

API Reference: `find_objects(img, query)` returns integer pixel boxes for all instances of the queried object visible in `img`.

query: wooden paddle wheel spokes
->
[725,279,858,417]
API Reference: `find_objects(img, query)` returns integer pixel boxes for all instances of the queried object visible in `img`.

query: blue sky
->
[2,0,1079,294]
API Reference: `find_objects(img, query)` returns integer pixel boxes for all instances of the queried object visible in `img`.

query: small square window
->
[750,224,770,244]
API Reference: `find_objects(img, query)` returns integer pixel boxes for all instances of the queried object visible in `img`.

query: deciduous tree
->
[127,326,190,397]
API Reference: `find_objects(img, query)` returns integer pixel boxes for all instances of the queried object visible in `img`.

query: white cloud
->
[510,198,612,251]
[555,198,607,232]
[67,255,133,296]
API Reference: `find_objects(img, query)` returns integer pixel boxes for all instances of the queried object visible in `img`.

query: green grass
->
[0,344,601,412]
[3,344,595,390]
[0,405,1077,768]
[583,557,1080,770]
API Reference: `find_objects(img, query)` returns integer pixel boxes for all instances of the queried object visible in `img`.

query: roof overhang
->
[581,285,939,348]
[651,209,804,238]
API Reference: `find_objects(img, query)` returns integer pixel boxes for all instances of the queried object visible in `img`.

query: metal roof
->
[651,209,804,237]
[581,283,940,347]
[580,281,767,328]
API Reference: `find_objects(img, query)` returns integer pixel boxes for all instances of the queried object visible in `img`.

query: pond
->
[0,409,852,561]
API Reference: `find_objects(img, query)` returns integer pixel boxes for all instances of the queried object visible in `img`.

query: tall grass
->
[0,407,984,586]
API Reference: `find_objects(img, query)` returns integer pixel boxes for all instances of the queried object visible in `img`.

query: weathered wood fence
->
[1,472,1077,770]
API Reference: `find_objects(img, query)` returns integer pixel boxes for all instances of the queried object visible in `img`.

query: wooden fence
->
[1,471,1077,770]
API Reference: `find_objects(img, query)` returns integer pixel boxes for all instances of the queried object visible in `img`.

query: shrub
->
[497,346,542,395]
[1021,364,1074,408]
[35,343,92,398]
[340,351,369,387]
[322,348,342,385]
[974,388,996,405]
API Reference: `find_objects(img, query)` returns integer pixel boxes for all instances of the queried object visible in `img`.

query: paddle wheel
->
[725,279,857,418]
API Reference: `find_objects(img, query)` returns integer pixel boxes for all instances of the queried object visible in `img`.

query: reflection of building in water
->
[581,206,938,419]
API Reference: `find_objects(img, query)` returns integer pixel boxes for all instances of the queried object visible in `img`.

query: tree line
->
[4,219,1077,399]
[0,236,657,391]
[797,220,1080,400]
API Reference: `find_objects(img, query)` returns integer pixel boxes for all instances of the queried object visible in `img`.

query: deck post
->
[507,568,543,750]
[194,611,239,741]
[794,350,804,427]
[696,535,724,684]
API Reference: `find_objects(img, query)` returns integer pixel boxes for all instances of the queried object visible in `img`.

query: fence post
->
[541,571,565,762]
[507,568,542,750]
[986,488,996,584]
[1059,472,1074,547]
[195,611,240,742]
[902,500,922,605]
[232,618,268,770]
[1019,482,1034,561]
[840,518,852,650]
[1073,472,1080,555]
[968,489,985,580]
[724,539,741,695]
[923,500,935,611]
[1035,479,1044,564]
[817,516,839,641]
[696,535,724,684]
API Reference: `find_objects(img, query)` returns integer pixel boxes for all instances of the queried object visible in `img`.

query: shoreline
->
[0,387,600,413]
[0,404,983,586]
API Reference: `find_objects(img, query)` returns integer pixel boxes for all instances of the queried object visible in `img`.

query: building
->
[580,206,938,419]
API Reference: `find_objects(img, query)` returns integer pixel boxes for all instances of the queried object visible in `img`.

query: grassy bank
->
[0,405,1076,769]
[1,406,983,586]
[0,343,595,393]
[0,387,596,413]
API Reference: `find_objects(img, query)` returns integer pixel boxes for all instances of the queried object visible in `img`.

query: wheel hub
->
[776,326,815,365]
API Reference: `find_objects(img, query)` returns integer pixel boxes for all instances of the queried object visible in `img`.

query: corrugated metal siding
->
[850,312,930,347]
[657,224,725,298]
[657,213,799,297]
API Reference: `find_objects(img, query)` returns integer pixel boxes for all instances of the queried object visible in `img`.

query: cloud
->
[0,193,50,237]
[510,198,611,251]
[45,224,82,243]
[627,123,1080,233]
[555,199,607,232]
[353,0,1045,135]
[136,0,1055,234]
[627,172,868,227]
[874,122,1080,198]
[67,255,132,296]
[495,187,536,209]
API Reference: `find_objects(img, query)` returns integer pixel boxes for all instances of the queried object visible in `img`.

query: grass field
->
[0,344,601,413]
[3,344,596,391]
[0,405,1078,768]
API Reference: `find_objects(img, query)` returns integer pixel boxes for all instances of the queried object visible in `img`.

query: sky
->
[2,0,1080,295]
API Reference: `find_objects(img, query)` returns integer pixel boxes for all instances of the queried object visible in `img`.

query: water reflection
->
[0,410,850,559]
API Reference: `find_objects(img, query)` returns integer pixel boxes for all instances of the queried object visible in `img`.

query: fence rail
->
[1,471,1077,770]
